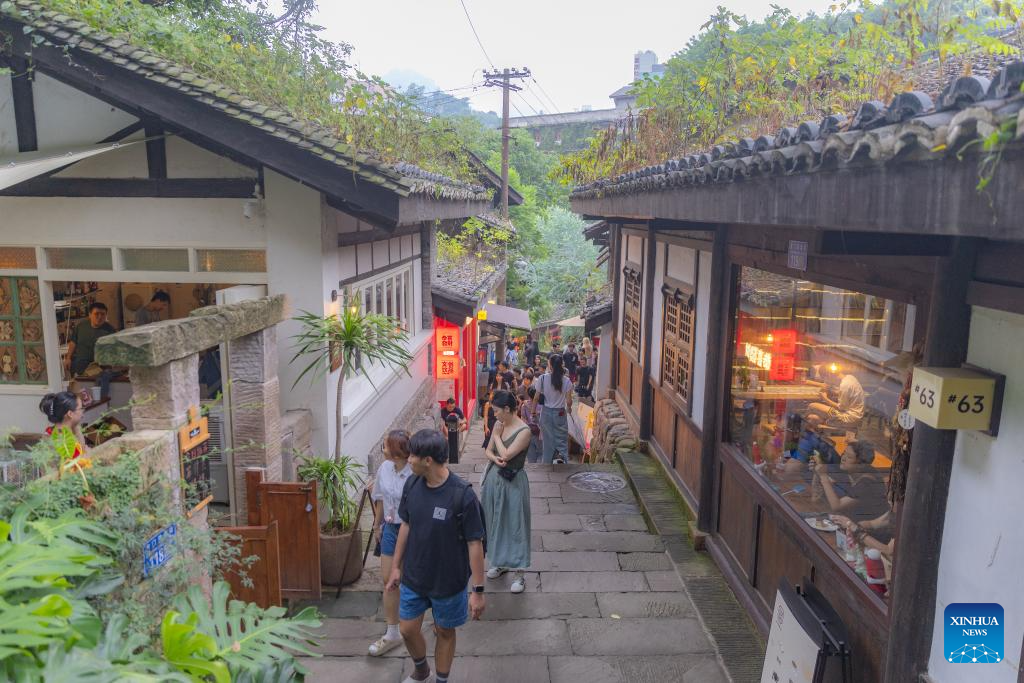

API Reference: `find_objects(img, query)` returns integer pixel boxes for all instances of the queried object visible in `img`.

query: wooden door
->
[246,469,321,601]
[218,520,282,608]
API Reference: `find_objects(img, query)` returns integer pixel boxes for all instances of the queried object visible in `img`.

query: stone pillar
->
[228,327,282,521]
[130,354,200,431]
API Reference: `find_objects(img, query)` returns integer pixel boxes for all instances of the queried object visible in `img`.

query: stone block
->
[539,571,649,593]
[482,593,600,620]
[596,592,697,619]
[566,618,714,655]
[549,655,728,683]
[645,570,684,591]
[130,355,200,430]
[529,551,620,572]
[227,327,278,383]
[96,295,287,367]
[297,656,405,682]
[542,531,664,553]
[618,552,673,572]
[402,656,552,683]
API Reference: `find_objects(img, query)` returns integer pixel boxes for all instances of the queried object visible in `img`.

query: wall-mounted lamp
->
[464,316,473,326]
[330,289,338,302]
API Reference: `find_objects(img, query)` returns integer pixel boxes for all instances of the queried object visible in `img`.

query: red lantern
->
[771,329,797,355]
[769,354,795,381]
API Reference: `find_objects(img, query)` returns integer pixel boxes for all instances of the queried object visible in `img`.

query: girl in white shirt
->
[538,354,574,464]
[368,430,413,656]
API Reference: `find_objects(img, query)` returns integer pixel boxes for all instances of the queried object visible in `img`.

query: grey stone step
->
[541,531,665,553]
[548,654,729,683]
[596,591,697,619]
[566,617,716,655]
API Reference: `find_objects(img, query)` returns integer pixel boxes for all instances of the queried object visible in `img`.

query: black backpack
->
[401,473,487,555]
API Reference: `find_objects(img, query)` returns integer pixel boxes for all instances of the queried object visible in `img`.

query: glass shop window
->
[727,267,921,600]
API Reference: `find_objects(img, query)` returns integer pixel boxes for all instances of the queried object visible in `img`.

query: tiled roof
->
[433,255,507,307]
[572,62,1024,201]
[583,289,612,319]
[2,1,488,202]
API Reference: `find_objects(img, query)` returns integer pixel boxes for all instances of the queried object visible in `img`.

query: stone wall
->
[589,397,640,463]
[365,376,438,474]
[280,409,313,481]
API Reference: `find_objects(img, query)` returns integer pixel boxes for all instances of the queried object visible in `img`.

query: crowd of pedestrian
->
[360,333,598,682]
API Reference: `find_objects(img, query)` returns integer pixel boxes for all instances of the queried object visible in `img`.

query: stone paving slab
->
[528,481,565,497]
[482,592,600,620]
[530,513,583,531]
[529,551,620,572]
[298,655,405,682]
[546,501,640,515]
[400,655,552,683]
[567,617,715,655]
[541,531,665,553]
[530,498,550,514]
[539,571,649,593]
[301,591,380,618]
[559,484,637,503]
[314,618,415,657]
[645,570,685,591]
[548,655,729,683]
[420,618,572,655]
[580,514,606,531]
[617,552,673,572]
[604,514,650,531]
[596,592,697,619]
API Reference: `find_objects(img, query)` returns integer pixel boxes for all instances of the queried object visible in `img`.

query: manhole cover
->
[567,471,627,493]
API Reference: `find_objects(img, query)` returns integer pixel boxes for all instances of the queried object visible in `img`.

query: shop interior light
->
[766,332,774,343]
[830,363,839,374]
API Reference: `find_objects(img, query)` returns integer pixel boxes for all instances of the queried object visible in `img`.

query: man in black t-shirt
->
[439,398,466,465]
[575,354,595,399]
[387,430,486,683]
[563,342,580,383]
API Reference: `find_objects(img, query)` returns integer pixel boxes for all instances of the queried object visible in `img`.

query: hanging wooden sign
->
[178,405,213,515]
[435,326,460,355]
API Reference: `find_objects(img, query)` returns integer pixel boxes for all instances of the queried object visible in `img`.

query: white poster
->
[761,588,820,683]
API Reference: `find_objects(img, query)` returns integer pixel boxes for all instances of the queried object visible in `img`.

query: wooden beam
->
[337,223,421,247]
[572,150,1024,242]
[639,224,657,440]
[144,123,167,179]
[9,59,37,152]
[0,177,257,198]
[966,280,1024,316]
[609,226,622,396]
[3,25,401,224]
[697,226,728,532]
[99,120,145,144]
[884,238,978,683]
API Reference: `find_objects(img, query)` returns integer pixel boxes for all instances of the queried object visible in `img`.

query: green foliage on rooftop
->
[557,0,1024,184]
[0,0,473,179]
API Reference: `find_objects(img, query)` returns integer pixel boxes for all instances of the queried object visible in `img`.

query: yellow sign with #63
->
[909,367,996,431]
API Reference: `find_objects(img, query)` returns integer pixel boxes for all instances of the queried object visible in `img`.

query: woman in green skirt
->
[482,390,533,594]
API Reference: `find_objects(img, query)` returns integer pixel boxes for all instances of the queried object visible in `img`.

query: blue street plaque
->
[143,523,177,578]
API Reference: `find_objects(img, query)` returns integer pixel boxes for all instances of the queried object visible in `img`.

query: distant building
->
[508,51,666,151]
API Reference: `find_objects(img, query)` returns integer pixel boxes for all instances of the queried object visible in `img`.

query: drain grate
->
[687,577,765,683]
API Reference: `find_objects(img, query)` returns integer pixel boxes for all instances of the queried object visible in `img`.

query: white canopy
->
[556,315,586,327]
[0,141,142,191]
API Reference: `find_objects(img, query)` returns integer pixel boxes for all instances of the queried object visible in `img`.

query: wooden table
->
[733,384,823,401]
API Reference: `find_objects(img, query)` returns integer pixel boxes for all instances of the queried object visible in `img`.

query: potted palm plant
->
[297,454,365,585]
[291,299,413,585]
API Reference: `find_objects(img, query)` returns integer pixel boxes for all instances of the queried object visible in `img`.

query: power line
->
[530,76,562,113]
[513,90,542,117]
[458,0,495,69]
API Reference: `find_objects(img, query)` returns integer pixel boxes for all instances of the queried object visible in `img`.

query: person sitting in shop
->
[807,366,865,432]
[813,440,888,524]
[65,302,117,376]
[132,291,171,327]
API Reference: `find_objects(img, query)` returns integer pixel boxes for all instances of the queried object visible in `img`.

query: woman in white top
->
[368,430,413,656]
[537,353,574,464]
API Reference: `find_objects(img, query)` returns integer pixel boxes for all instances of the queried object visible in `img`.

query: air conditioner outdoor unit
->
[202,399,230,504]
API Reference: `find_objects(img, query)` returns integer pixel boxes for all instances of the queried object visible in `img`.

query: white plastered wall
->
[927,305,1024,683]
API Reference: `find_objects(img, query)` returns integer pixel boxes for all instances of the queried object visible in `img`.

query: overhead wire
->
[458,0,496,69]
[529,76,562,113]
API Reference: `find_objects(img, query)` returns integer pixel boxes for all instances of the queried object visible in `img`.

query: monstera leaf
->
[160,611,229,683]
[170,582,321,680]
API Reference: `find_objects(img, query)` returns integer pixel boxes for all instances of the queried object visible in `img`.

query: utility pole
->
[484,67,530,219]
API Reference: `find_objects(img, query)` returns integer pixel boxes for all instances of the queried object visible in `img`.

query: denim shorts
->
[380,522,400,557]
[399,584,468,629]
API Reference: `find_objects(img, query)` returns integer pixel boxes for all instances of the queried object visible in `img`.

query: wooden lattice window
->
[622,265,642,354]
[0,277,47,385]
[661,284,695,405]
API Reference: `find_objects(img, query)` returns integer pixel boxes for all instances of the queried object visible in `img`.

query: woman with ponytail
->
[39,391,87,459]
[537,353,574,464]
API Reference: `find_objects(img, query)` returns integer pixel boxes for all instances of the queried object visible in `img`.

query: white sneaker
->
[402,674,434,683]
[552,458,565,465]
[510,574,526,594]
[368,634,403,656]
[486,566,508,580]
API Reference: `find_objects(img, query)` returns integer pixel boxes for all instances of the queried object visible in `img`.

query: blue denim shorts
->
[399,584,468,629]
[380,522,400,556]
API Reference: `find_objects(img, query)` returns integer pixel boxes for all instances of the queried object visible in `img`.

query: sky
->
[280,0,840,117]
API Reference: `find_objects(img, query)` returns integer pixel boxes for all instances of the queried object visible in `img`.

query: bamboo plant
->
[290,300,413,460]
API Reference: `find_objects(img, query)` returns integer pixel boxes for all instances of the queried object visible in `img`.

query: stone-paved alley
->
[298,418,735,682]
